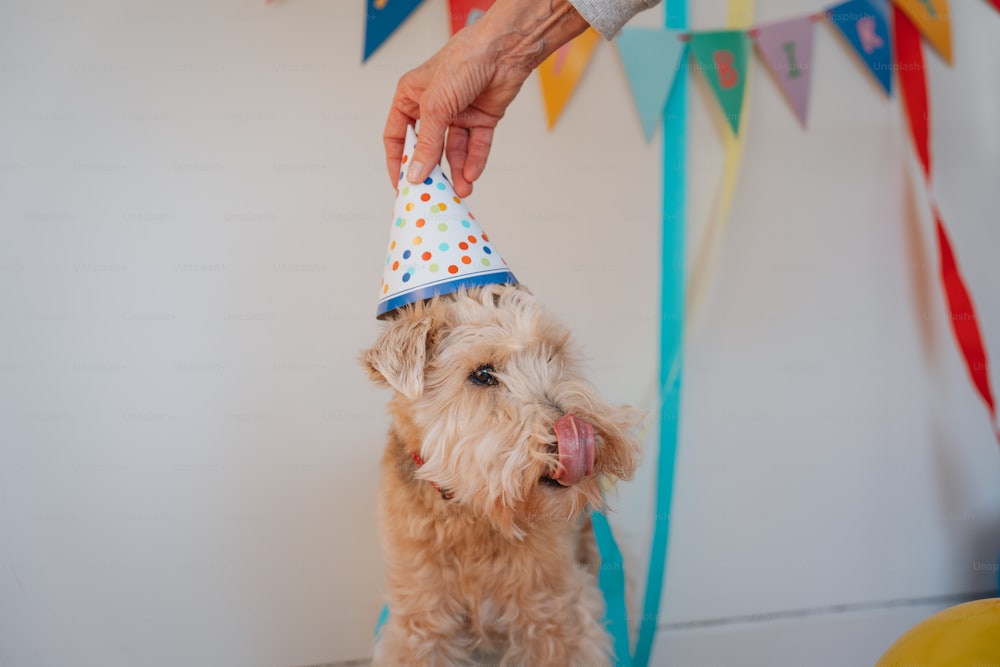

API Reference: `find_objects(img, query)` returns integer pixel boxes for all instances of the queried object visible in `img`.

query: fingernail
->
[406,161,423,183]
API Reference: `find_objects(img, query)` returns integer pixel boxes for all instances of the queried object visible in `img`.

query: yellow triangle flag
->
[538,28,600,129]
[893,0,952,63]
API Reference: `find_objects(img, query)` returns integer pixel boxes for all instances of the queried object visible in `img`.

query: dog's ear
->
[363,314,433,400]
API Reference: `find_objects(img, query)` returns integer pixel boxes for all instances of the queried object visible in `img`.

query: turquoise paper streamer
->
[634,0,687,664]
[592,510,632,666]
[374,602,389,637]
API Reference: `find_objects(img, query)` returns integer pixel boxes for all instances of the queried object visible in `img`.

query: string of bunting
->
[363,0,985,128]
[615,0,956,137]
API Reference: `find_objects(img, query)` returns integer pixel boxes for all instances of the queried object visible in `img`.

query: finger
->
[447,106,501,130]
[445,126,473,198]
[406,99,449,184]
[384,105,414,188]
[463,125,494,184]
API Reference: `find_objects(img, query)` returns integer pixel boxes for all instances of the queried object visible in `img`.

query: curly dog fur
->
[364,284,640,665]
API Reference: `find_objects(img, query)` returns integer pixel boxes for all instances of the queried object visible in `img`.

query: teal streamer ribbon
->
[634,1,688,664]
[592,510,632,666]
[374,601,389,637]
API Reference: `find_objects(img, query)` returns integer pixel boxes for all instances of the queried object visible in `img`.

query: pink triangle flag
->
[752,15,817,127]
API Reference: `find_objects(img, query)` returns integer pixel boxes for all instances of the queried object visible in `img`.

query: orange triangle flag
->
[538,28,600,129]
[893,0,952,63]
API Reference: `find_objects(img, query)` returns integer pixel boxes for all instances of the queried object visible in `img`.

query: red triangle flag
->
[448,0,495,35]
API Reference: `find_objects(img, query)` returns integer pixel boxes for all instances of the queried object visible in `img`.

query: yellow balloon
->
[878,598,1000,666]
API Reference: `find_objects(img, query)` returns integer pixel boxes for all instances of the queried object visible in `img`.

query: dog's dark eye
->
[469,364,499,386]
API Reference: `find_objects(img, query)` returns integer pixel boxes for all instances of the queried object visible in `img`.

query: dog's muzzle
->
[550,414,595,486]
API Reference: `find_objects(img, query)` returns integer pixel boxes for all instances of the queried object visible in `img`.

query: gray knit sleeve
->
[569,0,663,39]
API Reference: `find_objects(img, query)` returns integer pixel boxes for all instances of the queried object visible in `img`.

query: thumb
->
[407,111,448,184]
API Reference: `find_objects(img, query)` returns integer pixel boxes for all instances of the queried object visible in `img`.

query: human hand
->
[383,0,589,197]
[383,22,528,197]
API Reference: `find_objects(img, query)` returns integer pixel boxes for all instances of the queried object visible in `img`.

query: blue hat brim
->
[376,270,518,319]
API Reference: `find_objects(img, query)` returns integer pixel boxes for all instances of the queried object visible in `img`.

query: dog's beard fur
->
[365,284,640,539]
[364,283,641,664]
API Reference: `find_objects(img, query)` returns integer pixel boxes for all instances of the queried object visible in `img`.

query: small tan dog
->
[364,282,640,665]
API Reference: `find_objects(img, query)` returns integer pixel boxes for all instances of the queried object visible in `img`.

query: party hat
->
[376,125,517,318]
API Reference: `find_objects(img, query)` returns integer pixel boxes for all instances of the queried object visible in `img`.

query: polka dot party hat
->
[376,124,517,318]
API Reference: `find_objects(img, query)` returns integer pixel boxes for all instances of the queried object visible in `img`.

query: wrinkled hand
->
[383,23,532,197]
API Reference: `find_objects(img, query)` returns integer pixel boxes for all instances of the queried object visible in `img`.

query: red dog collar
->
[410,451,454,501]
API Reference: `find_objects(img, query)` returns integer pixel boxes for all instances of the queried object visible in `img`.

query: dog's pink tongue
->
[552,414,595,487]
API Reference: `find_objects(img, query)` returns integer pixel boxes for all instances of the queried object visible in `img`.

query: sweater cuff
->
[568,0,661,39]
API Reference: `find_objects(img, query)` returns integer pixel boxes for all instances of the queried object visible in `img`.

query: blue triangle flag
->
[364,0,424,62]
[616,28,687,142]
[826,0,893,95]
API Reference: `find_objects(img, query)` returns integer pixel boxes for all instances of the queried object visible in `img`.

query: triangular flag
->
[752,15,816,128]
[538,28,601,130]
[688,30,751,136]
[447,0,495,36]
[893,0,952,63]
[616,27,687,142]
[826,0,893,95]
[364,0,424,62]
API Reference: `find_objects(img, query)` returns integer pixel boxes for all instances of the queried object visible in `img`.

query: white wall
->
[0,1,998,665]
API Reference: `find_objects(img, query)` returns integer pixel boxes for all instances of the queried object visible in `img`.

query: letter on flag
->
[826,0,893,95]
[752,15,816,127]
[688,31,751,136]
[893,0,952,63]
[447,0,495,36]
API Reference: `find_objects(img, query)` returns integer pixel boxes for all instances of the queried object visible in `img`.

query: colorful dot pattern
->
[377,126,516,313]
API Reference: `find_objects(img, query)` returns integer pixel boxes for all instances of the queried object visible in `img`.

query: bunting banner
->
[363,0,425,61]
[751,15,817,127]
[894,0,952,62]
[359,0,1000,126]
[893,6,999,440]
[616,27,687,141]
[826,0,894,95]
[360,0,1000,131]
[688,30,751,135]
[538,28,601,129]
[447,0,493,35]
